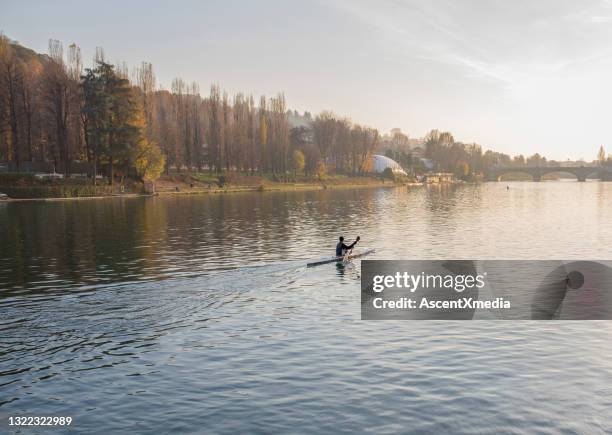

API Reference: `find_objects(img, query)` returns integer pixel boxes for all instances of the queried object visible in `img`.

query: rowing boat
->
[306,249,375,267]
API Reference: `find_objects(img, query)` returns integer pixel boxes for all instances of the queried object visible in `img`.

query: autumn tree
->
[131,102,165,181]
[292,149,305,175]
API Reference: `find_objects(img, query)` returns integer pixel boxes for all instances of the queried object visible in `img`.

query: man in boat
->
[336,236,360,257]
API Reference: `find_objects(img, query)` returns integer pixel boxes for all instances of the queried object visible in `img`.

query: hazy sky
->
[3,0,612,159]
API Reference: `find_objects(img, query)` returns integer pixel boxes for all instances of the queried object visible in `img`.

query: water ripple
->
[1,185,612,433]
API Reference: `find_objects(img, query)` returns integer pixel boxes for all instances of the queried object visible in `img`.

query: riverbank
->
[154,172,419,196]
[0,172,422,201]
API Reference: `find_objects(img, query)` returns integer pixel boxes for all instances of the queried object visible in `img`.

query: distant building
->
[423,172,454,183]
[369,154,407,175]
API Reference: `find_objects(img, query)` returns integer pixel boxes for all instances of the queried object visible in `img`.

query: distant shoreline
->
[1,180,425,202]
[0,172,430,201]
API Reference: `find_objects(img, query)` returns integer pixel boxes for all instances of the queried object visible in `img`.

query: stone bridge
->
[487,166,612,182]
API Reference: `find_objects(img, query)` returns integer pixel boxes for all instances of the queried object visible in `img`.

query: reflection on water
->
[1,183,612,433]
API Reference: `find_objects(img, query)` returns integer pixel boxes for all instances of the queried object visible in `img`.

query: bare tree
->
[135,62,156,142]
[312,111,337,163]
[42,40,73,175]
[268,93,290,174]
[222,91,230,171]
[0,35,22,168]
[247,95,256,173]
[208,84,222,173]
[258,95,268,173]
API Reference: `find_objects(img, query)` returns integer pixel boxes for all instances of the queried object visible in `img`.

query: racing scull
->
[306,249,375,267]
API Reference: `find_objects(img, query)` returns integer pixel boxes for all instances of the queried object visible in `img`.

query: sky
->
[3,0,612,160]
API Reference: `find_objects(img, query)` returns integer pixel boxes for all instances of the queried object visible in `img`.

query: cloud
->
[333,0,612,91]
[590,16,612,22]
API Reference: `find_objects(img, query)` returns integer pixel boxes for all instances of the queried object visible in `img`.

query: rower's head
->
[339,236,344,242]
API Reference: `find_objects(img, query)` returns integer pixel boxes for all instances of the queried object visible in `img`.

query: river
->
[1,182,612,433]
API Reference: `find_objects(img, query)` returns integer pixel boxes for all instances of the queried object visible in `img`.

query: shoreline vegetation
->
[2,170,604,201]
[0,171,427,201]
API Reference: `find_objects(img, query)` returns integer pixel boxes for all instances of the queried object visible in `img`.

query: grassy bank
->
[0,185,116,198]
[0,173,142,199]
[0,171,418,200]
[153,172,415,195]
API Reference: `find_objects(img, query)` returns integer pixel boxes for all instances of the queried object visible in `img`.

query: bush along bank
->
[0,173,143,199]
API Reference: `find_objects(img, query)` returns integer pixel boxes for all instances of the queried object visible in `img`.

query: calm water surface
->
[1,182,612,433]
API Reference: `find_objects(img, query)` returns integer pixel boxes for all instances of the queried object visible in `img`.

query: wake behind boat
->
[306,249,375,267]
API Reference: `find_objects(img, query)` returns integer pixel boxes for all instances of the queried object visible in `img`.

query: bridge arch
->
[538,168,600,182]
[494,170,538,182]
[489,166,603,182]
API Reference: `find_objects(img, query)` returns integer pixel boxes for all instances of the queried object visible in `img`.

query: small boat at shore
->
[306,249,375,267]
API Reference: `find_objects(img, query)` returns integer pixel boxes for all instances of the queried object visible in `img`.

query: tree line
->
[0,36,380,183]
[383,129,609,180]
[381,129,523,178]
[8,35,603,184]
[423,130,503,177]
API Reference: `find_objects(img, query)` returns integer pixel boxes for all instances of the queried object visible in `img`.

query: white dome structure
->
[371,154,407,175]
